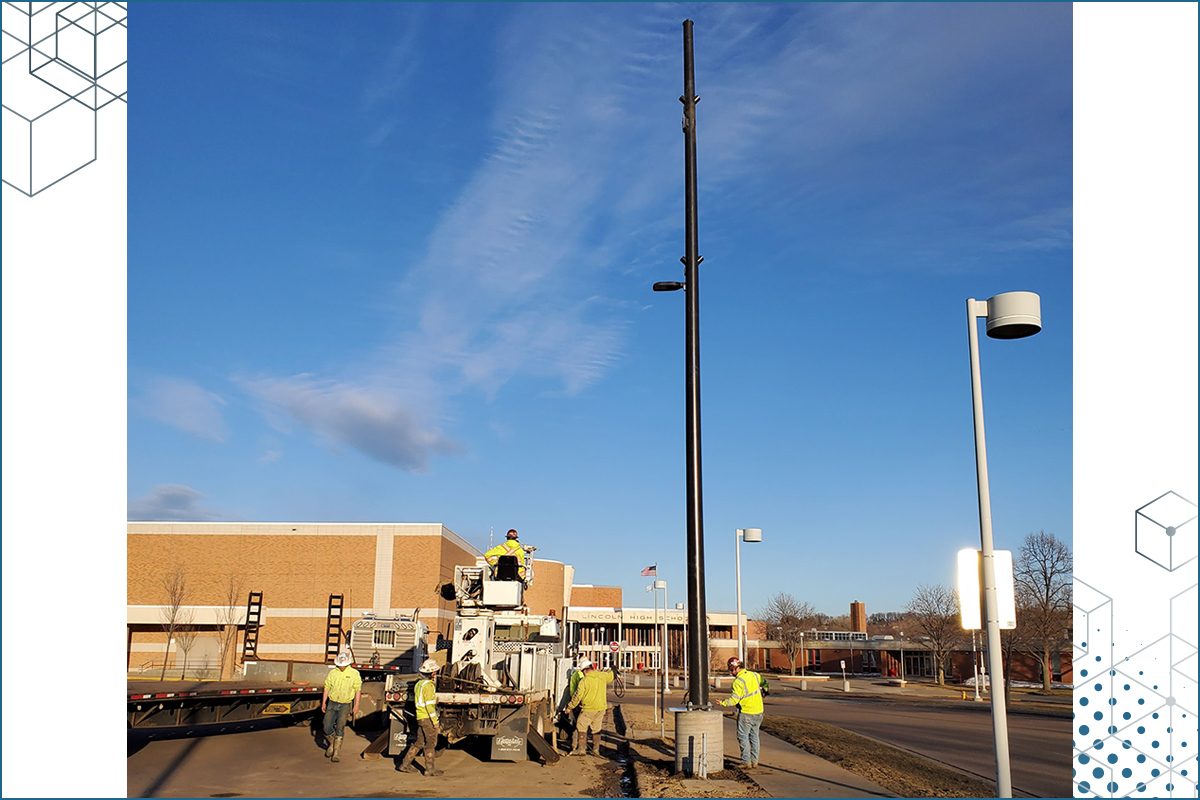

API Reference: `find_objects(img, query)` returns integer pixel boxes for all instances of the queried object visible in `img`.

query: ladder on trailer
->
[242,591,263,659]
[325,593,345,663]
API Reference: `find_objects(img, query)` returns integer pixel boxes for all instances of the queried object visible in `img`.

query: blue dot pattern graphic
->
[1072,578,1198,798]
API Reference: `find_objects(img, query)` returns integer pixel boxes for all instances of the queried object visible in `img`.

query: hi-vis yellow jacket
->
[413,677,439,724]
[720,668,764,715]
[484,538,527,578]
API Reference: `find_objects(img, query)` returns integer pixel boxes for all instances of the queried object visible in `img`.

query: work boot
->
[330,735,343,763]
[424,752,439,777]
[324,737,334,758]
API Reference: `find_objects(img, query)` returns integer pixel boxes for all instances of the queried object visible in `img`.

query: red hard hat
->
[727,657,742,671]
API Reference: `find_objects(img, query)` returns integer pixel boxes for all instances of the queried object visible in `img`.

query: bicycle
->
[611,666,626,698]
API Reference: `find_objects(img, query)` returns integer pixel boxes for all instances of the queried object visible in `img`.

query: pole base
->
[674,709,724,778]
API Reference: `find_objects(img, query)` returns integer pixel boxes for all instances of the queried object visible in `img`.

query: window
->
[373,629,396,648]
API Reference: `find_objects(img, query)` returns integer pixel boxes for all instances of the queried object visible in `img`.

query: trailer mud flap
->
[489,708,528,761]
[388,715,410,756]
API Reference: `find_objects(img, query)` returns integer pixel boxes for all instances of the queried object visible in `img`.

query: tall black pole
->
[681,18,709,709]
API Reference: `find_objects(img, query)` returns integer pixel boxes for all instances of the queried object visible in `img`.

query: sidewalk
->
[617,693,889,798]
[717,715,890,798]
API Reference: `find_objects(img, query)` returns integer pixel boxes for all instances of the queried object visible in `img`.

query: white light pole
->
[655,579,670,695]
[799,630,805,678]
[734,528,762,664]
[647,583,660,723]
[678,602,688,692]
[972,629,981,702]
[966,290,1042,799]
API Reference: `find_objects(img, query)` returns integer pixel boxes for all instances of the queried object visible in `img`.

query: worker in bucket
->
[720,657,765,770]
[484,528,527,581]
[321,650,362,763]
[562,659,614,756]
[398,659,442,776]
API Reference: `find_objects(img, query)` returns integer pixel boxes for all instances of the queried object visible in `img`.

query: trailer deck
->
[127,679,323,730]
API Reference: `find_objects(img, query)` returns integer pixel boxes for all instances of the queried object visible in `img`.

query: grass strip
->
[760,716,997,798]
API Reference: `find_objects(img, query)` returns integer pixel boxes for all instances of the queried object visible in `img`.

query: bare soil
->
[609,707,767,798]
[760,716,996,798]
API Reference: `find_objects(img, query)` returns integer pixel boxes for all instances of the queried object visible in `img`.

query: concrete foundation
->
[673,709,724,777]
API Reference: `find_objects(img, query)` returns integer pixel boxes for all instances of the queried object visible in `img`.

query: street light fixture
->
[735,528,763,664]
[966,290,1042,799]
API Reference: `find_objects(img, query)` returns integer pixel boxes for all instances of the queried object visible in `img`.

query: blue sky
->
[128,3,1072,617]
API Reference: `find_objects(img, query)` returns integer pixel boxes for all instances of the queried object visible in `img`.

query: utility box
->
[482,580,523,608]
[452,617,495,672]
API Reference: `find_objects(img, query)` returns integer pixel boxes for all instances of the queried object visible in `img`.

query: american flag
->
[640,565,657,577]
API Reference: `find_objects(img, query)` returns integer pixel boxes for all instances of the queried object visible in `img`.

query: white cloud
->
[128,484,222,521]
[136,376,228,442]
[240,374,459,472]
[238,4,1069,470]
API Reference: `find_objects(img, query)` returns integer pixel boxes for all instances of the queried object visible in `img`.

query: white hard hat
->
[334,651,352,667]
[578,658,593,670]
[419,658,440,674]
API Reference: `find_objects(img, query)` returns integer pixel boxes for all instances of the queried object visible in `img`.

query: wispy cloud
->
[239,4,1069,470]
[135,376,228,442]
[240,374,459,471]
[129,484,223,521]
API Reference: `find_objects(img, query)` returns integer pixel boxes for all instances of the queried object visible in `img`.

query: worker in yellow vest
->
[398,659,442,776]
[720,657,765,769]
[556,658,592,751]
[321,650,362,763]
[484,528,527,580]
[563,660,614,756]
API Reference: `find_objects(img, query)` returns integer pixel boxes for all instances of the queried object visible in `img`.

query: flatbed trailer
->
[127,679,323,730]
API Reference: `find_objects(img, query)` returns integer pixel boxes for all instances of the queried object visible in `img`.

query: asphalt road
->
[764,688,1070,798]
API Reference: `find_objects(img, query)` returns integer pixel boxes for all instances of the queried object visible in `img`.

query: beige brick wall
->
[525,560,567,615]
[128,523,483,664]
[128,534,376,608]
[571,585,623,607]
[389,534,455,609]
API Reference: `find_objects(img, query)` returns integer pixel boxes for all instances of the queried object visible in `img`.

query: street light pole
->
[736,530,743,664]
[966,290,1042,799]
[656,579,670,695]
[652,18,710,710]
[734,528,763,665]
[973,629,981,702]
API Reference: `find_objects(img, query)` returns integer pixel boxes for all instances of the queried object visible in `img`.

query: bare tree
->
[906,584,962,685]
[159,565,188,680]
[867,611,909,638]
[759,593,818,675]
[216,575,246,681]
[1014,531,1072,692]
[175,609,198,680]
[825,614,852,631]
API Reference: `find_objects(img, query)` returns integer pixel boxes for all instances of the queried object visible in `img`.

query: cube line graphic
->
[1075,491,1199,798]
[1136,491,1198,572]
[1,1,127,197]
